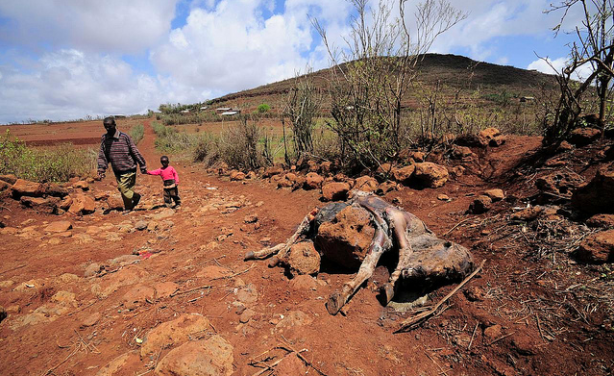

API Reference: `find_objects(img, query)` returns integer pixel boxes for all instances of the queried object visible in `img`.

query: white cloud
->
[0,50,188,123]
[527,56,594,81]
[0,0,179,54]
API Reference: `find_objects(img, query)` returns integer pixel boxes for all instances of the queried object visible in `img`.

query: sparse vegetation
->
[0,130,96,182]
[129,123,144,145]
[257,103,271,113]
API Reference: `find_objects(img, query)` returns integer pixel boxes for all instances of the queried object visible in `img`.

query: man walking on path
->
[97,116,147,211]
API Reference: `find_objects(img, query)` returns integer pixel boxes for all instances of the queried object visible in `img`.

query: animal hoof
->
[244,251,255,261]
[325,293,343,315]
[267,256,280,268]
[379,284,395,305]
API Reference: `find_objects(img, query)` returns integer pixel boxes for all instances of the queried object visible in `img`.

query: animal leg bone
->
[380,209,415,304]
[326,225,391,315]
[244,211,315,261]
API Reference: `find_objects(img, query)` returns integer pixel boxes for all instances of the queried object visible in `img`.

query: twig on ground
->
[486,332,515,346]
[443,218,471,236]
[170,285,212,297]
[468,323,479,350]
[0,264,26,276]
[536,314,545,341]
[212,265,255,280]
[396,259,486,333]
[280,337,328,376]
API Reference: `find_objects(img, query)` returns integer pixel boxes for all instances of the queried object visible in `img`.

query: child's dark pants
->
[163,179,181,206]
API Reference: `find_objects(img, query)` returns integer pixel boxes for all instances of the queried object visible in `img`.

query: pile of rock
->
[0,174,121,216]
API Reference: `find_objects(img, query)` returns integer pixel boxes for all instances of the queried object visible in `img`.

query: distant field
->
[1,118,144,147]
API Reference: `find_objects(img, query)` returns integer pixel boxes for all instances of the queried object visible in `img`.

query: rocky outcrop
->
[155,336,234,376]
[321,182,351,201]
[413,162,449,188]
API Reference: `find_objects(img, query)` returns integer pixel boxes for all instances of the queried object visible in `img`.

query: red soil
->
[0,120,612,376]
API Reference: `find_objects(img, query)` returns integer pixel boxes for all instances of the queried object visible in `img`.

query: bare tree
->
[543,0,614,144]
[313,0,465,172]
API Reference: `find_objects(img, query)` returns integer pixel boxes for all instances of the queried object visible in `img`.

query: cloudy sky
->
[0,0,586,124]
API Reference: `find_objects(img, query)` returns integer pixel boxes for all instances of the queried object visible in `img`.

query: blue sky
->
[0,0,587,124]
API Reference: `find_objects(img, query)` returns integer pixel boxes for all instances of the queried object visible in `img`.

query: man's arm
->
[97,136,108,179]
[125,133,147,172]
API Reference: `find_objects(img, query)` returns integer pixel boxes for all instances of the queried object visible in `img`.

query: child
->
[147,156,181,207]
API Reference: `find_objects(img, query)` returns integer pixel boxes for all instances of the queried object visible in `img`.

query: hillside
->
[206,53,558,110]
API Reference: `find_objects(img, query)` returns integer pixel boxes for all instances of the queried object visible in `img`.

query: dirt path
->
[0,124,611,376]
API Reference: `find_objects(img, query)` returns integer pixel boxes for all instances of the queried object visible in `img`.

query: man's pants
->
[116,171,139,210]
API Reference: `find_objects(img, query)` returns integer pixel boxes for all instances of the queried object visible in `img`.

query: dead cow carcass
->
[245,191,474,315]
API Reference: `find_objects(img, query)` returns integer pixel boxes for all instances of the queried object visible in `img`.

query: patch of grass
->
[129,123,144,145]
[0,130,97,182]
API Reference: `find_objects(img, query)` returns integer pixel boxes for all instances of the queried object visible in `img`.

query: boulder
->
[536,171,584,199]
[155,336,234,376]
[141,313,211,358]
[572,163,614,215]
[315,205,376,269]
[47,183,70,197]
[478,128,506,147]
[376,181,398,195]
[576,230,614,263]
[12,179,45,198]
[450,145,474,159]
[229,171,246,181]
[121,285,155,310]
[68,194,96,215]
[45,221,73,233]
[353,176,378,193]
[568,127,601,146]
[57,196,73,211]
[287,241,321,276]
[393,165,416,185]
[413,162,449,188]
[73,181,89,190]
[321,182,351,201]
[320,161,332,175]
[0,180,10,192]
[511,206,543,222]
[468,195,492,214]
[263,165,284,178]
[483,189,505,202]
[304,172,324,190]
[0,174,18,185]
[586,214,614,228]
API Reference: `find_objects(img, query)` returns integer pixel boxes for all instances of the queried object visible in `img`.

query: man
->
[97,116,147,211]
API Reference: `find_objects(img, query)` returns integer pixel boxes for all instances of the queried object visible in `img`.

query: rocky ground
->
[0,122,613,376]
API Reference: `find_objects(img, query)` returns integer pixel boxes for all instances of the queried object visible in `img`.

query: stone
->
[11,179,45,198]
[577,230,614,263]
[320,161,333,174]
[45,221,73,233]
[437,194,450,201]
[0,174,18,185]
[275,353,309,375]
[483,189,504,202]
[121,284,156,310]
[141,313,211,358]
[155,336,234,376]
[243,214,258,224]
[74,233,94,244]
[376,181,398,195]
[236,284,258,303]
[321,182,351,201]
[57,196,73,211]
[511,206,543,221]
[73,181,90,190]
[263,165,284,178]
[239,309,255,323]
[287,241,321,276]
[134,220,148,231]
[353,176,378,193]
[536,171,584,198]
[276,311,313,328]
[413,162,449,188]
[51,291,77,306]
[20,196,57,214]
[451,165,465,177]
[68,194,96,215]
[84,263,102,277]
[468,195,492,214]
[0,280,15,289]
[81,312,101,328]
[304,172,324,190]
[483,324,504,342]
[568,127,601,146]
[0,180,9,192]
[586,214,614,228]
[153,208,175,220]
[393,165,416,185]
[290,275,318,291]
[46,183,69,197]
[478,128,506,147]
[95,352,135,376]
[229,170,246,181]
[154,282,179,298]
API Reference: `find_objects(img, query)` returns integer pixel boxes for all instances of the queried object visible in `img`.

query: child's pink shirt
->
[147,166,180,184]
